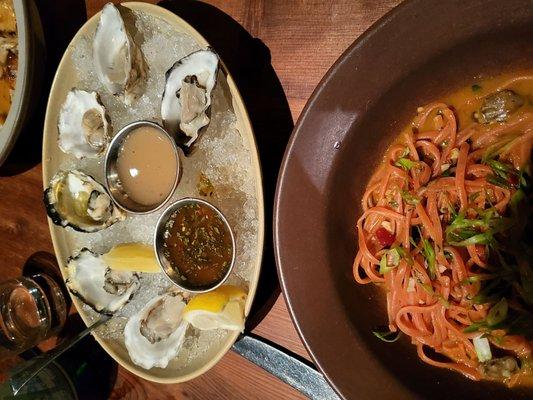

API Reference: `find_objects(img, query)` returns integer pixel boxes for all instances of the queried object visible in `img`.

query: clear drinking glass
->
[0,274,67,357]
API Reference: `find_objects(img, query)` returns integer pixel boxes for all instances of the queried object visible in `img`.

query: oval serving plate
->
[42,2,264,383]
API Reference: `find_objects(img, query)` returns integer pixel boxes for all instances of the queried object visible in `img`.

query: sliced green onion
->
[379,248,402,274]
[471,84,482,92]
[395,246,407,258]
[395,246,414,266]
[486,159,512,174]
[473,336,492,362]
[401,190,420,205]
[372,328,402,343]
[388,248,401,266]
[461,276,481,285]
[487,174,512,189]
[482,133,522,161]
[421,237,436,279]
[447,232,494,247]
[487,298,508,326]
[445,210,505,247]
[463,321,486,333]
[395,158,417,171]
[447,226,479,243]
[468,192,480,202]
[400,147,410,158]
[484,159,519,189]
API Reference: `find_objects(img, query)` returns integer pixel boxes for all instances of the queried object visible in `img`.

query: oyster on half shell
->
[124,292,188,369]
[58,89,110,159]
[93,3,147,105]
[44,170,125,233]
[66,249,139,314]
[161,49,219,151]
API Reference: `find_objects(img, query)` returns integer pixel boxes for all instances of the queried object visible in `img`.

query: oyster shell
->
[58,89,110,158]
[161,49,219,150]
[44,170,125,233]
[93,3,147,105]
[124,292,188,369]
[66,249,139,314]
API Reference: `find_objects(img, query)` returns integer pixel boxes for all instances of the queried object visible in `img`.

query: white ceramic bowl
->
[0,0,44,166]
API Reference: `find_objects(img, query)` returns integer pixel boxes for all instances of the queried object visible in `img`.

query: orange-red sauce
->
[387,71,533,171]
[367,71,533,387]
[163,203,232,288]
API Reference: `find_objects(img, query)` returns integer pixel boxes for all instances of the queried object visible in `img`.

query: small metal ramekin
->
[104,120,181,214]
[154,198,236,293]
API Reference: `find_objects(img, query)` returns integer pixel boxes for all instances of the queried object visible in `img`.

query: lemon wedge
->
[182,285,247,331]
[101,243,160,273]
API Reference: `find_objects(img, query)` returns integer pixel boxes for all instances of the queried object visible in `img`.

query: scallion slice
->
[395,158,417,171]
[486,298,508,326]
[421,237,436,279]
[379,248,402,274]
[473,336,492,362]
[372,328,402,343]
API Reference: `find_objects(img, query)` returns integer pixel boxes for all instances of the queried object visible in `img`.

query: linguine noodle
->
[353,74,533,385]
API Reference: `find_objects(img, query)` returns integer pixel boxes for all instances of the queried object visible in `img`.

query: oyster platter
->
[42,2,264,382]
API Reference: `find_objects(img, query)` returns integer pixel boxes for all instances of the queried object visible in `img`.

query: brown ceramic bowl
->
[274,0,533,399]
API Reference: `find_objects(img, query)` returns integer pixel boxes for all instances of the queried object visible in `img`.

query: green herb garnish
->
[379,248,401,274]
[482,132,522,161]
[461,275,482,285]
[463,321,486,333]
[472,84,482,92]
[395,158,417,171]
[484,158,520,189]
[487,174,512,189]
[463,298,508,333]
[456,162,533,338]
[486,298,508,326]
[401,190,420,205]
[421,237,436,279]
[445,209,510,247]
[372,328,402,343]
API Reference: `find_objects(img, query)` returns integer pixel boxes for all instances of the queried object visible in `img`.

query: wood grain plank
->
[252,295,310,361]
[0,165,54,279]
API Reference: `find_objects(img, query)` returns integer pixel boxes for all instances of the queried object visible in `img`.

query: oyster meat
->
[161,49,219,150]
[44,170,125,232]
[474,89,525,124]
[124,292,188,369]
[66,249,139,314]
[93,3,147,105]
[58,89,110,158]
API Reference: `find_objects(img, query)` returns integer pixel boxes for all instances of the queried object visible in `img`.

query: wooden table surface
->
[0,0,401,398]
